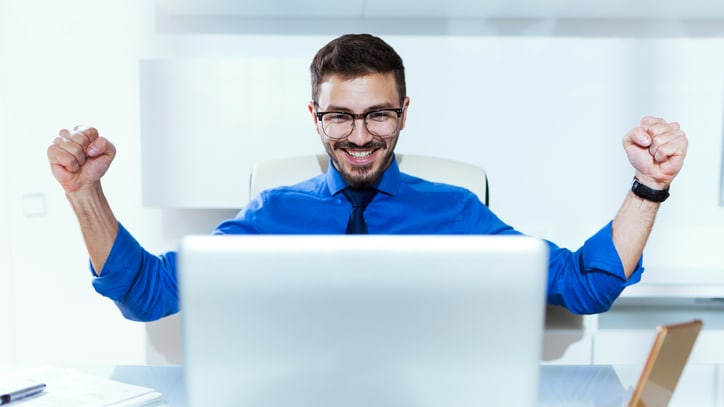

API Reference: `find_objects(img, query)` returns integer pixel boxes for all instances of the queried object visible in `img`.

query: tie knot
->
[342,188,377,210]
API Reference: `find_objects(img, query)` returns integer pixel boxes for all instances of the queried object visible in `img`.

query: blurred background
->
[0,0,723,367]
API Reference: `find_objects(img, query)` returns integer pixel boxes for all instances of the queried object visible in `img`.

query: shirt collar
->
[326,154,402,196]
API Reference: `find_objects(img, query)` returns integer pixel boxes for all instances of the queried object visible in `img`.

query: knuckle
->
[57,153,79,172]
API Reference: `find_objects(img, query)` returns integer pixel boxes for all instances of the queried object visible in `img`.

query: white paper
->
[0,367,163,406]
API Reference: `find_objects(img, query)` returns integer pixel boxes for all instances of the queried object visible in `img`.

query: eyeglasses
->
[315,108,403,139]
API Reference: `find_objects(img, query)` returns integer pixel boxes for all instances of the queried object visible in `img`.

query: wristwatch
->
[631,177,670,202]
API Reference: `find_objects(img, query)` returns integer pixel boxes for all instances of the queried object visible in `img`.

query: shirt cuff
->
[581,221,644,286]
[90,222,144,301]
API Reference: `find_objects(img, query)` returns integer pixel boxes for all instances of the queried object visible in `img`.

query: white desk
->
[93,363,723,406]
[538,364,723,406]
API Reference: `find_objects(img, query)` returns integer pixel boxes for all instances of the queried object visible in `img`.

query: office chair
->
[147,154,573,365]
[248,154,583,362]
[249,153,489,205]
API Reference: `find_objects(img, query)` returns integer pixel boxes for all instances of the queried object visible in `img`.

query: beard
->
[326,137,397,188]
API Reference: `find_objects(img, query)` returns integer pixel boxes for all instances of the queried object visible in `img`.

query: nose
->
[346,117,374,145]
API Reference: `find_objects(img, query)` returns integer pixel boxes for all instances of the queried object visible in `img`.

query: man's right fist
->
[47,126,116,193]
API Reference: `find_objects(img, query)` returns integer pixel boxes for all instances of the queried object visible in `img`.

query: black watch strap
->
[631,177,670,202]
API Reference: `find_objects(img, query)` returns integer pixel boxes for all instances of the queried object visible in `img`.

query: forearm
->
[65,183,119,274]
[611,190,660,279]
[613,115,686,278]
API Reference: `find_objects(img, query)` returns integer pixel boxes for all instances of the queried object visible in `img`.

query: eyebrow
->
[323,102,397,112]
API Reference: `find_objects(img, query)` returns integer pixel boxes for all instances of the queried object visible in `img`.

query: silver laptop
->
[178,235,549,406]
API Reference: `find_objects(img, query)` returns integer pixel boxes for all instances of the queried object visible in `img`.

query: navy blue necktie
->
[342,188,378,234]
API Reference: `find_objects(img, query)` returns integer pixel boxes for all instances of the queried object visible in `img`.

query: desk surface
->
[94,363,723,407]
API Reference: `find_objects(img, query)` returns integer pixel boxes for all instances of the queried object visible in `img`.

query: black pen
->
[0,383,46,405]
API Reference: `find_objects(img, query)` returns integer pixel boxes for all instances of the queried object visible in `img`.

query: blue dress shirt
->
[92,159,642,321]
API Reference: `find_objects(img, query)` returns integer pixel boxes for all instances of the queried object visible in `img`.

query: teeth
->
[348,150,372,159]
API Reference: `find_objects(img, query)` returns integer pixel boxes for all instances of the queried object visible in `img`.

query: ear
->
[398,96,411,131]
[308,101,322,135]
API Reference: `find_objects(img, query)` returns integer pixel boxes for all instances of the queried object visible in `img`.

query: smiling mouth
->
[336,139,387,164]
[346,149,374,159]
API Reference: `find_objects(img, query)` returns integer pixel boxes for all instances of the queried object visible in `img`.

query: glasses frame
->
[315,108,404,139]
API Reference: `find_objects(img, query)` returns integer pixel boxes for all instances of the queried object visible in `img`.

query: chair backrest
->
[249,154,489,205]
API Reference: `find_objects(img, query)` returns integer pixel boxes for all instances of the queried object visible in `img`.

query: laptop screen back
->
[179,235,549,407]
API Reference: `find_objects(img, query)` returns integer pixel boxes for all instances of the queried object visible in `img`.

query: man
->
[47,34,688,322]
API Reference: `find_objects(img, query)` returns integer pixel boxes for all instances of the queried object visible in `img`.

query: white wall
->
[142,36,724,270]
[0,0,157,365]
[1,0,723,366]
[394,37,724,263]
[0,0,13,366]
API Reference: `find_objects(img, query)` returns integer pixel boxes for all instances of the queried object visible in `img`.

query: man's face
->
[309,73,409,188]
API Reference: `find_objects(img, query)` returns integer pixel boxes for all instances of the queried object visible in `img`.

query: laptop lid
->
[179,235,549,407]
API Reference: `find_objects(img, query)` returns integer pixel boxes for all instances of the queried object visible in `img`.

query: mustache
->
[333,139,387,150]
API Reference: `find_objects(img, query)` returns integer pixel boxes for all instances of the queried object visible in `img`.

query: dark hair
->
[310,34,406,105]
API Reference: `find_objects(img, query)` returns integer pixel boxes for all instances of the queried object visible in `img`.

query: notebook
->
[537,319,703,405]
[628,319,703,407]
[0,366,163,406]
[178,235,549,407]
